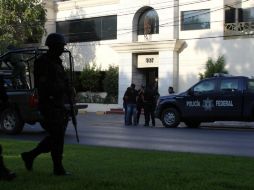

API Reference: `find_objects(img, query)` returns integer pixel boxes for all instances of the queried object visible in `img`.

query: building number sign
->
[146,58,154,63]
[137,54,158,68]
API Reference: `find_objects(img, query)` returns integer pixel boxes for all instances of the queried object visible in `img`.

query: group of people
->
[123,83,159,127]
[123,84,175,127]
[0,33,72,181]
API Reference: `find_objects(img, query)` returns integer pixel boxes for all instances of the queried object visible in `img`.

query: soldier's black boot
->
[21,152,36,171]
[52,156,70,176]
[0,155,16,181]
[21,141,46,171]
[21,136,53,171]
[53,165,71,176]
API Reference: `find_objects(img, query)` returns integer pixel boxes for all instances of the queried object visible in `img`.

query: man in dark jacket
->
[124,83,138,125]
[168,86,175,94]
[0,76,16,181]
[136,85,144,125]
[143,85,157,127]
[21,33,71,176]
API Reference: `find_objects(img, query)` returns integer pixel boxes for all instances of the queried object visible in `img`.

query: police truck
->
[155,74,254,128]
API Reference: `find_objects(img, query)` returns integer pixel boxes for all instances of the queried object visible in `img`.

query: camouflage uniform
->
[35,53,69,172]
[21,33,71,175]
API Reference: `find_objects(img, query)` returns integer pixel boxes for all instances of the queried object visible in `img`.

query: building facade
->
[45,0,254,105]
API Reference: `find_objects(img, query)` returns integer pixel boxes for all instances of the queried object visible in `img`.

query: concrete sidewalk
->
[200,121,254,129]
[79,111,254,129]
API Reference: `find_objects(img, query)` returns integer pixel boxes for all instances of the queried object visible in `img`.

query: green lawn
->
[0,139,254,190]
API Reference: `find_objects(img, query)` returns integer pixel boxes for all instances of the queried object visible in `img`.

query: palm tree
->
[199,55,228,80]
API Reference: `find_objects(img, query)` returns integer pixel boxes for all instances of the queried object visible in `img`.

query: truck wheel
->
[161,108,180,128]
[184,121,200,128]
[0,107,24,134]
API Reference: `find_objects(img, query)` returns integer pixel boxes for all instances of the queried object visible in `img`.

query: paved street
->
[2,112,254,157]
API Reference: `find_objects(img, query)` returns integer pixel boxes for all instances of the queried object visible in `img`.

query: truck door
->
[214,78,242,119]
[179,78,217,119]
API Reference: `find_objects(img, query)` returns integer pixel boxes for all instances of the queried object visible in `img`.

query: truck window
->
[193,80,216,93]
[248,79,254,92]
[219,79,239,92]
[0,60,11,70]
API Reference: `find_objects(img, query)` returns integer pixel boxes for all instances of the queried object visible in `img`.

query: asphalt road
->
[2,112,254,157]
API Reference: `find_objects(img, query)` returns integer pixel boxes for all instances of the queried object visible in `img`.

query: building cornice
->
[56,0,119,11]
[111,40,186,53]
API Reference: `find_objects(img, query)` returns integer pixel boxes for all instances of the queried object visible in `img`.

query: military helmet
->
[45,33,66,47]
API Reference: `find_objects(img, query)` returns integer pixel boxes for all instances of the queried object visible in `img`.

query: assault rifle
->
[66,50,87,143]
[69,100,88,143]
[67,88,79,143]
[69,99,79,143]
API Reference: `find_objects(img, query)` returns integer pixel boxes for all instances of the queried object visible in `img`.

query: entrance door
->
[145,68,158,88]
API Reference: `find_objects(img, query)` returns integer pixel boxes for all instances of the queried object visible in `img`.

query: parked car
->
[155,74,254,128]
[0,48,87,134]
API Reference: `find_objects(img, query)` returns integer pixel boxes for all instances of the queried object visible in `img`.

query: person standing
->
[3,45,28,89]
[124,83,138,125]
[143,84,157,127]
[0,76,16,181]
[136,85,144,125]
[123,87,129,125]
[21,33,71,176]
[168,86,175,94]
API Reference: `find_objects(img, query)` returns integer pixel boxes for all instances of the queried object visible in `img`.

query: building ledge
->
[111,40,186,53]
[56,0,119,11]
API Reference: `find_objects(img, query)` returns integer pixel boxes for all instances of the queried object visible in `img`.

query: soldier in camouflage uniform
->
[21,33,71,176]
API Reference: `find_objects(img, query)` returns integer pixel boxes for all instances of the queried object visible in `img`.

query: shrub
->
[103,65,119,103]
[77,63,119,104]
[73,71,82,92]
[199,55,228,80]
[79,63,102,92]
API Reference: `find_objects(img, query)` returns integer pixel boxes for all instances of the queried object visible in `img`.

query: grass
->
[1,139,254,190]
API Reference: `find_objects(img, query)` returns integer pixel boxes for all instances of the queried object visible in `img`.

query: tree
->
[199,55,228,80]
[79,63,102,92]
[103,65,119,103]
[0,0,46,53]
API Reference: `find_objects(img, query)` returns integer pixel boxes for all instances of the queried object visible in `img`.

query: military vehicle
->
[0,48,86,134]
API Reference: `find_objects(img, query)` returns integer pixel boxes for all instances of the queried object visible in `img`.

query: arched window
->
[138,8,159,35]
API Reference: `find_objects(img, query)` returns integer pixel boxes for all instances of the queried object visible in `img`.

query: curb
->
[78,109,87,114]
[96,111,106,115]
[78,110,106,115]
[202,122,254,129]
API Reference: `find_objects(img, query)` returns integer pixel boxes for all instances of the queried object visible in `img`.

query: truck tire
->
[161,108,180,128]
[184,120,200,128]
[0,107,24,134]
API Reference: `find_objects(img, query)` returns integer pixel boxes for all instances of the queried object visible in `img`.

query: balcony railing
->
[224,21,254,38]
